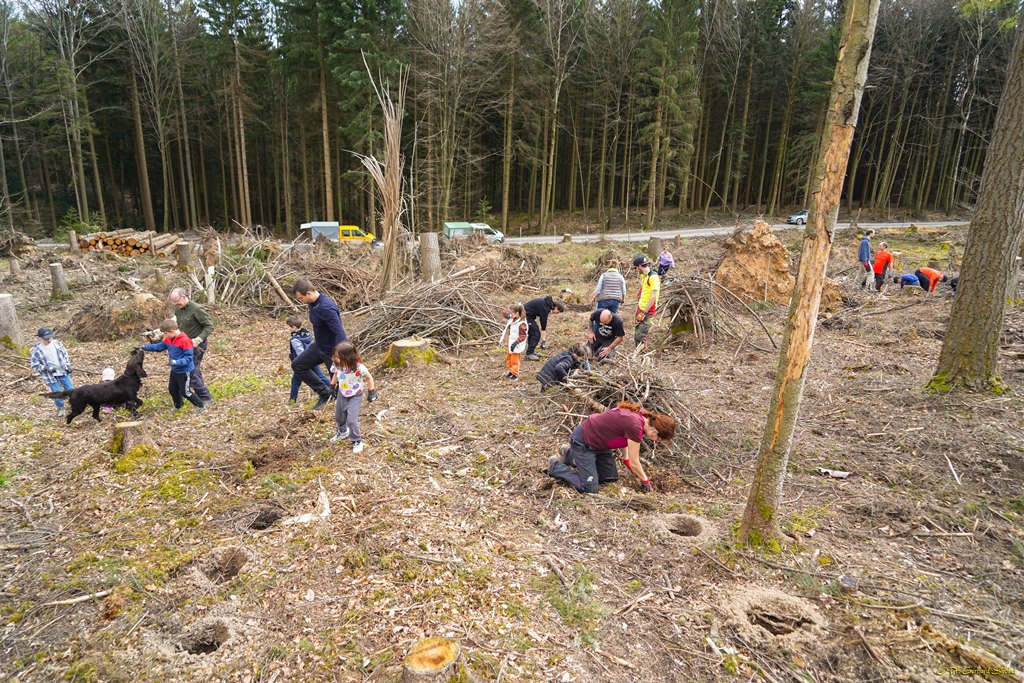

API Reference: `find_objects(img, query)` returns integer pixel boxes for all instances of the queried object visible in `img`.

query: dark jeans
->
[169,373,204,410]
[526,317,542,355]
[290,365,330,401]
[589,339,617,361]
[914,270,930,292]
[292,343,332,396]
[595,299,621,315]
[191,340,213,403]
[548,433,619,494]
[657,263,671,277]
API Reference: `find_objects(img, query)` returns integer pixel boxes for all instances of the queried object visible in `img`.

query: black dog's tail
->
[40,390,73,400]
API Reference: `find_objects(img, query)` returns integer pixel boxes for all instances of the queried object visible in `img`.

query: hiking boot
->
[352,441,365,454]
[525,353,540,361]
[509,374,519,382]
[313,392,332,410]
[330,427,350,444]
[546,455,560,474]
[56,407,65,418]
[559,444,571,462]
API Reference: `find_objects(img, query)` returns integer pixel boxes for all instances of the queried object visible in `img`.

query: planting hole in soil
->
[180,620,229,655]
[248,507,283,530]
[204,547,249,583]
[666,515,702,537]
[748,609,815,636]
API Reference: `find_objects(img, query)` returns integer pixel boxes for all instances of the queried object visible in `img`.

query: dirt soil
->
[1,227,1022,682]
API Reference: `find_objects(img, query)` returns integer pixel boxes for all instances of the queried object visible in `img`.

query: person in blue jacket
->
[286,315,330,403]
[892,273,920,289]
[291,279,348,409]
[142,318,205,411]
[858,230,875,289]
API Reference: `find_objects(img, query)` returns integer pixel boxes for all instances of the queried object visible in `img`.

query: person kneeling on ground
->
[914,266,947,293]
[588,308,625,361]
[537,343,590,393]
[548,400,675,494]
[892,273,920,289]
[141,318,205,411]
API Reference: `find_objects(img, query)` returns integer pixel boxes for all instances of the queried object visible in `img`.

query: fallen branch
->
[42,589,113,607]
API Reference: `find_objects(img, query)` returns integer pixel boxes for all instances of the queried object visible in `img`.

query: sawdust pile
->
[714,220,842,312]
[69,293,169,342]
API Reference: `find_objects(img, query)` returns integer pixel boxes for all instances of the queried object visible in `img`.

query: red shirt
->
[873,251,893,275]
[581,408,645,450]
[919,267,942,292]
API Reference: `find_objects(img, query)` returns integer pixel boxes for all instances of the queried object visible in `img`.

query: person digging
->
[547,401,676,494]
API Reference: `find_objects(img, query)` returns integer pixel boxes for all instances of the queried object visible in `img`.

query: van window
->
[354,229,366,237]
[341,229,351,237]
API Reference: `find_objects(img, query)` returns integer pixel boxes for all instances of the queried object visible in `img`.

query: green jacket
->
[174,300,214,341]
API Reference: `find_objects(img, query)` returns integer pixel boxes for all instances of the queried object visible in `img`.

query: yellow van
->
[339,225,376,243]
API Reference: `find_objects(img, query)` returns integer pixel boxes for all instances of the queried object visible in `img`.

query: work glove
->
[635,311,646,323]
[367,389,379,403]
[640,480,654,494]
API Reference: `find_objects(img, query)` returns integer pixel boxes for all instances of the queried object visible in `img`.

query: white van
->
[443,222,505,243]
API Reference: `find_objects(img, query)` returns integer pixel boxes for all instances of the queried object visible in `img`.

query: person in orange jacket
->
[872,242,893,292]
[914,266,947,293]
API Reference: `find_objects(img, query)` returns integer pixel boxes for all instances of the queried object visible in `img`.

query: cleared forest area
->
[0,226,1021,681]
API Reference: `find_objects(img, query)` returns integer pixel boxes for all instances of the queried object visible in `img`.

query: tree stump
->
[0,293,22,346]
[648,236,663,258]
[110,421,155,456]
[561,233,573,243]
[49,262,70,300]
[177,242,193,270]
[673,234,681,249]
[9,257,20,275]
[68,230,81,254]
[387,337,437,367]
[402,637,469,683]
[419,232,441,282]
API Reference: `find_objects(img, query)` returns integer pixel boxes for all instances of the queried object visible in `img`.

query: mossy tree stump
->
[110,421,155,456]
[402,637,474,683]
[387,337,437,368]
[0,293,22,347]
[49,262,71,300]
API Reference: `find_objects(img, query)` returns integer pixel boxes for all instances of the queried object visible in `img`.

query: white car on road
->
[787,209,808,225]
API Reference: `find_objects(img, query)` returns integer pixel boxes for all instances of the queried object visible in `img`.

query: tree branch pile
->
[443,243,543,292]
[548,357,718,462]
[659,276,778,350]
[349,269,502,355]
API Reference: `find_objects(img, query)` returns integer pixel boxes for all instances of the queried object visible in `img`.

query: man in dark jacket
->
[523,295,566,360]
[857,230,875,290]
[169,288,214,405]
[291,279,347,409]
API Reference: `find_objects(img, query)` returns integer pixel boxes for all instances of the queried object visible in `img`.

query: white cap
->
[101,368,116,382]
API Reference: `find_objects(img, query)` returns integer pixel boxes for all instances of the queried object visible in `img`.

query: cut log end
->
[387,337,437,368]
[402,637,461,682]
[561,233,573,243]
[110,421,155,456]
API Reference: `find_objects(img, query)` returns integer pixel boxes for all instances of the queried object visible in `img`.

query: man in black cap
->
[632,254,661,350]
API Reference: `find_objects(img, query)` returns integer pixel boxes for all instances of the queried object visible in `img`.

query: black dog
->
[41,349,148,424]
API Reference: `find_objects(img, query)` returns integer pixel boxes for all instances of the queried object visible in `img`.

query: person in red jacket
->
[872,242,893,291]
[547,400,676,494]
[914,266,947,292]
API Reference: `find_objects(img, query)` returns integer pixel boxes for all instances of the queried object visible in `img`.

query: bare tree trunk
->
[932,21,1024,392]
[419,231,440,282]
[501,59,514,233]
[235,39,252,226]
[739,0,880,545]
[645,69,665,231]
[319,52,333,222]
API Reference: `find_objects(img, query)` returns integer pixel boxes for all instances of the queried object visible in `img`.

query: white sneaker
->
[330,427,350,443]
[56,407,66,418]
[352,441,365,454]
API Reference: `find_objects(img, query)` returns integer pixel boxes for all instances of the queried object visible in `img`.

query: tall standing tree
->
[931,14,1024,392]
[738,0,881,545]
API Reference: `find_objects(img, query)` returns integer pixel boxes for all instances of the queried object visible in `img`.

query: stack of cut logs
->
[78,229,182,258]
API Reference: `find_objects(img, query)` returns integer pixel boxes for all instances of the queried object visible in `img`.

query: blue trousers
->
[46,375,74,408]
[595,299,621,315]
[290,365,330,401]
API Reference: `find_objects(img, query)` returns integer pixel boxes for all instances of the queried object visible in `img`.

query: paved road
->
[503,220,969,245]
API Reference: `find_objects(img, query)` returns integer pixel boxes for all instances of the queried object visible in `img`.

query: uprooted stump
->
[70,293,168,342]
[715,220,842,311]
[402,637,477,683]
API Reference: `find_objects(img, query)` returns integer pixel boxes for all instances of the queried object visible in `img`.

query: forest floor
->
[1,226,1022,682]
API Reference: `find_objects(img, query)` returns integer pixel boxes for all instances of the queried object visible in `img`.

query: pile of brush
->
[659,276,778,351]
[350,267,502,355]
[547,356,718,461]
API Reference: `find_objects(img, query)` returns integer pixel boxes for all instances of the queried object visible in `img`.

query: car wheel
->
[797,218,805,225]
